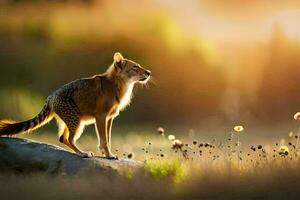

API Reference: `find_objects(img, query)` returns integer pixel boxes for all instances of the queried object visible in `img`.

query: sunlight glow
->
[275,10,300,39]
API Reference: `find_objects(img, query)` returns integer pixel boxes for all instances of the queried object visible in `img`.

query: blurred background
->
[0,0,299,140]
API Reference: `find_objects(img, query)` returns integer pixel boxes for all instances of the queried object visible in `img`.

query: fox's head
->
[111,52,151,84]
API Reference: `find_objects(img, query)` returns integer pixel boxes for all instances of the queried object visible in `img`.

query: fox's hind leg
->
[67,122,94,158]
[53,101,93,158]
[55,115,69,145]
[63,118,93,157]
[59,127,69,145]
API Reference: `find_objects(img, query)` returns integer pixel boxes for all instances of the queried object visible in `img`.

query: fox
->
[0,52,151,159]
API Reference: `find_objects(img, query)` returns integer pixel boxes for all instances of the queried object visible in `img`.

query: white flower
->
[233,125,244,132]
[168,134,176,141]
[294,112,300,120]
[279,145,289,156]
[172,139,182,145]
[172,139,183,150]
[157,127,165,135]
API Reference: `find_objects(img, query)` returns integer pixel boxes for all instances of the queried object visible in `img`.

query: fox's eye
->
[131,65,139,71]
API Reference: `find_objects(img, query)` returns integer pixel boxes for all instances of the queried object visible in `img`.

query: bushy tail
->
[0,104,53,136]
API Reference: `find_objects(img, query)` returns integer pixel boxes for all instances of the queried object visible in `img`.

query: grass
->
[144,159,186,184]
[1,123,300,199]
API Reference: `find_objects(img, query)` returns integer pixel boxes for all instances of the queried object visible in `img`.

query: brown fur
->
[0,52,151,158]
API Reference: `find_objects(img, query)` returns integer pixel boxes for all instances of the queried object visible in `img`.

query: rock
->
[0,137,142,175]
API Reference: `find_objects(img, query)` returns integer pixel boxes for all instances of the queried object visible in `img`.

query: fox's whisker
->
[148,77,157,86]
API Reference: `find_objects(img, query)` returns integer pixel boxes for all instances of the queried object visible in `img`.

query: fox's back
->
[49,76,102,116]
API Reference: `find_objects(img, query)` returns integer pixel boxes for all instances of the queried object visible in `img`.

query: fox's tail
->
[0,103,53,136]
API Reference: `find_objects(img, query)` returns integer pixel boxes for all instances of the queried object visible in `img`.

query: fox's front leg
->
[106,117,113,149]
[95,114,117,159]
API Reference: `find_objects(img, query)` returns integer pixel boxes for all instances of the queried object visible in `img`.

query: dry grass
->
[1,158,300,200]
[0,124,299,200]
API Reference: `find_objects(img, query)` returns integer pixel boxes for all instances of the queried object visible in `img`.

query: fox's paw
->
[80,151,94,158]
[105,154,118,160]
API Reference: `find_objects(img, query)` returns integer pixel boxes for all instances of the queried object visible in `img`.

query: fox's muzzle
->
[139,70,151,81]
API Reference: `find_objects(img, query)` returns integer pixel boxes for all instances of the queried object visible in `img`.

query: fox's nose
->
[145,70,151,76]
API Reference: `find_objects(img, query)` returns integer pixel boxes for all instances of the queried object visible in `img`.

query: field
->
[1,120,300,200]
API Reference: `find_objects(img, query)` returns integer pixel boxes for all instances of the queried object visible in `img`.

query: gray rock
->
[0,137,142,175]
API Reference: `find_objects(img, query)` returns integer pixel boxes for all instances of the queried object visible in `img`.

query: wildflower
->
[257,145,262,149]
[250,146,256,151]
[127,153,134,159]
[289,132,294,137]
[168,134,175,141]
[279,146,289,157]
[172,139,183,151]
[160,154,164,157]
[157,127,165,135]
[294,112,300,120]
[193,140,197,145]
[234,125,244,132]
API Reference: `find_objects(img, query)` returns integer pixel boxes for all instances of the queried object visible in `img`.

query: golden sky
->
[159,0,300,41]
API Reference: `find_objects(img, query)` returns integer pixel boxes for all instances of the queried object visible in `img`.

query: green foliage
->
[22,19,49,40]
[0,88,44,120]
[144,159,186,184]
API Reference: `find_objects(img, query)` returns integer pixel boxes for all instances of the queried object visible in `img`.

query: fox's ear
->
[113,52,124,69]
[114,52,124,63]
